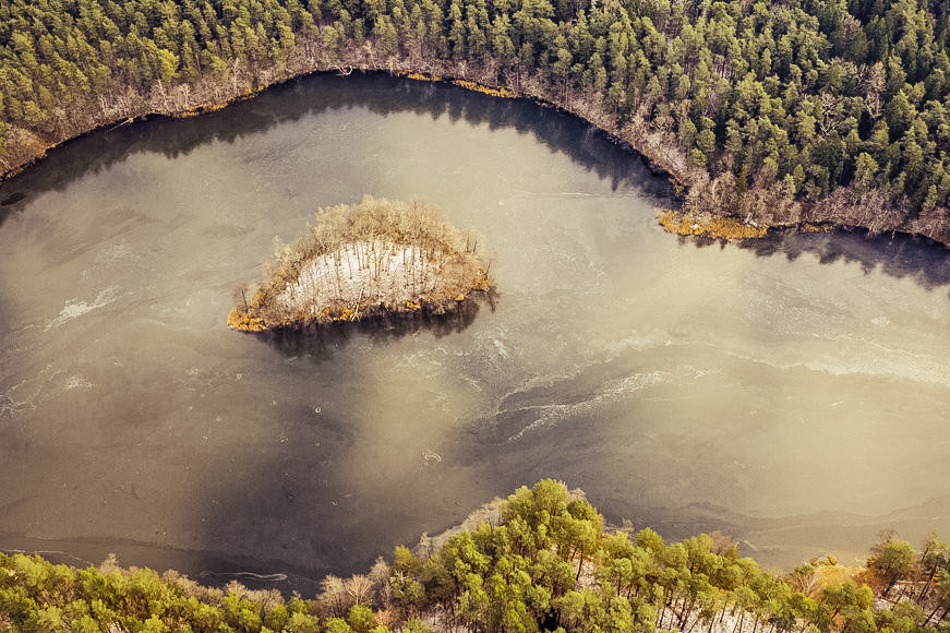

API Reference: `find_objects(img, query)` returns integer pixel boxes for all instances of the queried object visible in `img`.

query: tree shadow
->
[253,289,493,362]
[0,71,673,219]
[685,225,950,294]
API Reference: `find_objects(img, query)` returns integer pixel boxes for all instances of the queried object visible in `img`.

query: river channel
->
[2,72,950,591]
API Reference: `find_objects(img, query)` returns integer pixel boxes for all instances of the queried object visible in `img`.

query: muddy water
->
[2,72,950,590]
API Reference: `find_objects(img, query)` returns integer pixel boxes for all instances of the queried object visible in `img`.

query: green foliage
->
[346,604,377,633]
[285,609,322,632]
[1,0,950,236]
[390,546,428,617]
[3,485,950,633]
[385,483,950,633]
[867,530,917,598]
[0,552,300,632]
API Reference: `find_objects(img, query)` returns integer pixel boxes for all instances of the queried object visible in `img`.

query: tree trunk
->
[919,570,938,602]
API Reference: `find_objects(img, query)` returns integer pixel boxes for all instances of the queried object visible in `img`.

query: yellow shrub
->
[399,71,441,81]
[656,210,767,239]
[471,270,492,291]
[451,79,518,98]
[227,308,266,332]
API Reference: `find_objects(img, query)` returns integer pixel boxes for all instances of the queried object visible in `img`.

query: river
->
[2,72,950,592]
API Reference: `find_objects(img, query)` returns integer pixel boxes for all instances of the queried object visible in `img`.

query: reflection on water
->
[1,72,668,206]
[258,294,488,362]
[733,227,950,292]
[2,72,950,594]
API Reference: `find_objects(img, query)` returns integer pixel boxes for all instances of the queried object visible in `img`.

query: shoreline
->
[6,52,947,250]
[7,48,950,247]
[656,206,950,251]
[3,491,941,597]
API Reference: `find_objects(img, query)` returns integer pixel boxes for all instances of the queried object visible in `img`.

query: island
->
[228,196,491,331]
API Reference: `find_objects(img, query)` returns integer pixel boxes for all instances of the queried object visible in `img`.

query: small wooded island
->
[228,197,491,331]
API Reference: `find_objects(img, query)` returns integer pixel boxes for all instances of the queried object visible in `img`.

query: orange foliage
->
[656,210,768,239]
[227,307,266,332]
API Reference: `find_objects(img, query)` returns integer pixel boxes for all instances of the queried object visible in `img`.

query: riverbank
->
[6,0,950,252]
[4,481,942,633]
[5,42,948,250]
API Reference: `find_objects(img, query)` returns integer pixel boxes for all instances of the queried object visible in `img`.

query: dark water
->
[3,72,950,593]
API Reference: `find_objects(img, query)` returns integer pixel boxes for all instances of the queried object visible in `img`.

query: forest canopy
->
[3,480,950,632]
[3,0,950,242]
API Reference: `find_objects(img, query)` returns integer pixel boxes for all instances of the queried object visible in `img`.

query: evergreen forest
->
[3,0,950,242]
[3,480,950,632]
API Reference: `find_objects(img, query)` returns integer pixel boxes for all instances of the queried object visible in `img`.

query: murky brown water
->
[3,72,950,591]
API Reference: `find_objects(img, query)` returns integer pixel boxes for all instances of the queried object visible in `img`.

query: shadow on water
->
[0,191,27,228]
[0,70,673,220]
[689,225,950,294]
[256,291,489,362]
[10,70,950,594]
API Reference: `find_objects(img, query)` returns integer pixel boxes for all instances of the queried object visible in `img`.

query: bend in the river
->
[2,72,950,594]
